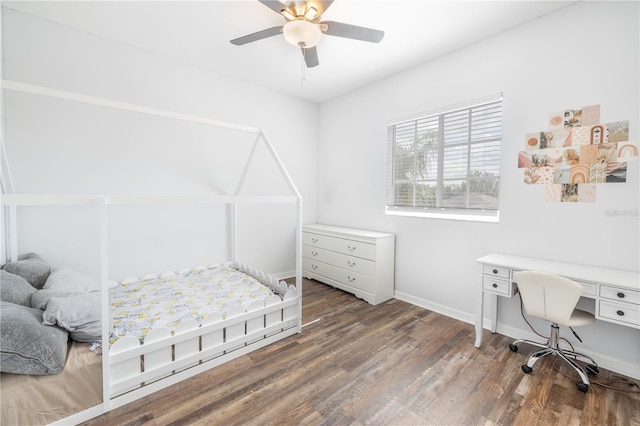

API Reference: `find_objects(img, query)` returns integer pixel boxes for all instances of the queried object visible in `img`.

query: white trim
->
[1,194,105,206]
[234,134,262,196]
[393,290,476,325]
[48,404,106,426]
[386,206,499,223]
[388,92,504,127]
[0,194,299,207]
[1,142,15,195]
[1,80,260,134]
[260,129,303,199]
[98,198,110,411]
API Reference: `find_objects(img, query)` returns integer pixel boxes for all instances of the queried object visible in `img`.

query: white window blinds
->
[386,95,502,219]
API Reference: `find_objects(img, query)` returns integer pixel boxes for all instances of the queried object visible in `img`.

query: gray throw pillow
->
[2,253,51,289]
[32,290,102,343]
[0,270,37,306]
[0,301,69,375]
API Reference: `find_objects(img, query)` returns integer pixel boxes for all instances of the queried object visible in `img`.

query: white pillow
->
[44,268,101,293]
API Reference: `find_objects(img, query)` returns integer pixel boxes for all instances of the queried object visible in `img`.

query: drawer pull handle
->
[616,310,625,316]
[617,292,625,299]
[311,265,318,270]
[492,269,498,274]
[312,238,318,243]
[492,283,498,288]
[347,261,356,267]
[347,276,356,282]
[347,245,356,251]
[312,251,318,256]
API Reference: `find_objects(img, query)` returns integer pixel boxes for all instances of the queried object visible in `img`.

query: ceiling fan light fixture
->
[283,19,321,48]
[304,6,318,20]
[280,8,296,21]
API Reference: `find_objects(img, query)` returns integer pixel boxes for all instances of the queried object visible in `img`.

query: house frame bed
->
[1,79,303,424]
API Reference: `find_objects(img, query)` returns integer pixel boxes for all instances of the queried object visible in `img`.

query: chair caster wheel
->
[586,364,599,376]
[509,343,518,352]
[576,382,589,393]
[521,365,533,374]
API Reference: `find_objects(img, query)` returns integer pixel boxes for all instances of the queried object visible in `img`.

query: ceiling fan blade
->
[321,21,384,43]
[230,26,282,45]
[314,0,335,16]
[303,46,319,68]
[258,0,287,15]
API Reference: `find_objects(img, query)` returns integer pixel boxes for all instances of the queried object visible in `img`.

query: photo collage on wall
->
[518,105,637,202]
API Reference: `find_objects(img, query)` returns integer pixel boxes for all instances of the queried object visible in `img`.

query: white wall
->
[317,1,639,377]
[2,7,318,279]
[3,1,638,379]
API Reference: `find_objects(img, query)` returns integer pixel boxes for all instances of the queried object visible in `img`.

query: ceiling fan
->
[230,0,384,68]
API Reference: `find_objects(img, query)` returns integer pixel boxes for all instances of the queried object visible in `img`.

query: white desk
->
[475,253,640,348]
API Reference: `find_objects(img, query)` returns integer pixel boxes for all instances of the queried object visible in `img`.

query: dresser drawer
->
[483,277,514,296]
[303,232,376,260]
[483,265,510,279]
[302,257,331,277]
[303,232,331,248]
[327,237,376,259]
[598,300,640,327]
[332,252,376,277]
[599,286,640,305]
[302,244,333,264]
[325,265,375,293]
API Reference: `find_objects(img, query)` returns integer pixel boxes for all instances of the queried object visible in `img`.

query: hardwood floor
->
[83,279,639,426]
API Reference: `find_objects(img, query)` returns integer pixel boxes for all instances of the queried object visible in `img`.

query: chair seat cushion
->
[569,308,595,326]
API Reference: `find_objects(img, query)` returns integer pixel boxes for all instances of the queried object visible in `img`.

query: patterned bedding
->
[109,265,275,344]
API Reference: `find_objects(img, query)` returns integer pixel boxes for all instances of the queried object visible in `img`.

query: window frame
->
[386,94,503,222]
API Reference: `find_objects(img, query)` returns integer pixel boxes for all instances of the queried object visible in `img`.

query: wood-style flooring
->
[82,279,640,426]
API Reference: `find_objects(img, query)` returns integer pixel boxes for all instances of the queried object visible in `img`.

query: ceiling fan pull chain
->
[300,47,306,87]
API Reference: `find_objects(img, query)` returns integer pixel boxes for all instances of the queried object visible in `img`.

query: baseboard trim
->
[394,290,639,380]
[275,270,295,281]
[394,291,476,325]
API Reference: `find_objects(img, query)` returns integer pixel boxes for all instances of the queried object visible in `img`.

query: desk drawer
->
[483,265,510,279]
[575,281,597,298]
[599,286,640,305]
[598,300,640,327]
[483,277,514,296]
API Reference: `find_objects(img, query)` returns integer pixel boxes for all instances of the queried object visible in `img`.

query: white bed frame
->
[0,80,303,425]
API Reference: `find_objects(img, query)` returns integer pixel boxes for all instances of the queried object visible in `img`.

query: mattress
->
[0,341,103,425]
[109,265,276,344]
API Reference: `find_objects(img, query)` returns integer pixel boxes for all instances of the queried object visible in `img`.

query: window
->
[386,95,502,221]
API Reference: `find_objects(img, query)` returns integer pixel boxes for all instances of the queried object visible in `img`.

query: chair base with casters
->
[508,323,599,393]
[509,270,599,393]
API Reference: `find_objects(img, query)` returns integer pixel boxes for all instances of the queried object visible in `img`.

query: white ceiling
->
[3,0,577,103]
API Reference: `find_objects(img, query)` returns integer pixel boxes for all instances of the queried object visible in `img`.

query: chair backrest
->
[514,271,583,326]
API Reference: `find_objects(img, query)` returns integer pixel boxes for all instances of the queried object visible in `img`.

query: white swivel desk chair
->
[508,271,599,392]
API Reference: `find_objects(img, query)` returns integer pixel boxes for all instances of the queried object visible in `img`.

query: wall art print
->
[518,104,637,202]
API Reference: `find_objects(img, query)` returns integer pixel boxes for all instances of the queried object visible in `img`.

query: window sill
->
[385,207,499,223]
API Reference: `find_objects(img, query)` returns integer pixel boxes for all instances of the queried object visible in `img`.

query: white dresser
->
[302,224,395,305]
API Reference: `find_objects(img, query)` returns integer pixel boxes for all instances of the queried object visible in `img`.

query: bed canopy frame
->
[0,79,303,424]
